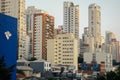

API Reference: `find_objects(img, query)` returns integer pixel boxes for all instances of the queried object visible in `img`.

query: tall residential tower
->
[0,0,26,59]
[89,3,101,52]
[63,2,79,38]
[33,13,54,60]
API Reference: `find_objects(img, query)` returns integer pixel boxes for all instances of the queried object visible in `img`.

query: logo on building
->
[4,31,12,40]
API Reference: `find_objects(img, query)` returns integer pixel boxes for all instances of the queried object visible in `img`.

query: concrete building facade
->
[33,13,54,60]
[0,0,26,59]
[63,2,79,38]
[88,3,101,52]
[47,33,78,71]
[84,52,113,72]
[25,35,31,60]
[26,6,47,59]
[26,7,54,60]
[105,31,120,62]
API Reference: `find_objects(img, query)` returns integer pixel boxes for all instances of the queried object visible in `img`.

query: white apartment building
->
[26,6,44,59]
[80,27,90,54]
[26,6,37,33]
[47,33,78,71]
[63,2,79,38]
[101,36,105,45]
[0,0,26,59]
[25,35,31,60]
[105,31,120,62]
[105,31,116,44]
[82,27,89,45]
[33,14,42,59]
[84,52,113,72]
[88,3,101,51]
[84,52,93,63]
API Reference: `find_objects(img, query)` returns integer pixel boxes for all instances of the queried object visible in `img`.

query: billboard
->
[0,13,17,80]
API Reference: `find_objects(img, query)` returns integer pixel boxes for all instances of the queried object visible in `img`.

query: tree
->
[96,66,120,80]
[17,69,25,76]
[59,67,65,80]
[28,57,37,61]
[0,56,15,80]
[59,67,64,76]
[115,66,120,79]
[78,57,83,63]
[78,54,83,63]
[116,66,120,74]
[96,73,106,80]
[106,71,116,80]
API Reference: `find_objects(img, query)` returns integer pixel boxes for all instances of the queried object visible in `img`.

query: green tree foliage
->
[59,67,65,76]
[17,69,25,76]
[78,57,83,63]
[78,54,83,63]
[96,66,120,80]
[106,71,116,80]
[28,57,37,61]
[96,75,106,80]
[0,56,15,80]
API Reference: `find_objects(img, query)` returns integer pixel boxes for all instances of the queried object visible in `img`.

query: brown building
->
[33,13,54,60]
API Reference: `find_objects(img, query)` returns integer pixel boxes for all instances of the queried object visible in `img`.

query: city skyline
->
[1,0,120,79]
[26,0,120,40]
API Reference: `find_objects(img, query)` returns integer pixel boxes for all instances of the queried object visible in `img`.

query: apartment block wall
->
[33,13,54,60]
[47,33,78,71]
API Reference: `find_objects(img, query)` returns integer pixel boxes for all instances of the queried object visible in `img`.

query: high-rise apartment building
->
[105,31,120,62]
[80,27,90,54]
[82,27,90,46]
[105,31,116,44]
[0,0,18,18]
[0,0,26,59]
[26,6,46,33]
[26,6,47,59]
[47,33,78,71]
[63,2,79,38]
[25,35,30,60]
[89,3,101,51]
[26,6,37,33]
[33,13,54,60]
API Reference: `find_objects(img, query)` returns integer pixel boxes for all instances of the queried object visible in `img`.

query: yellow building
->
[47,33,78,71]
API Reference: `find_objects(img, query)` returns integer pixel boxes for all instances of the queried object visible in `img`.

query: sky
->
[26,0,120,40]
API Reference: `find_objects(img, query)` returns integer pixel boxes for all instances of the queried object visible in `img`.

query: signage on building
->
[0,13,17,80]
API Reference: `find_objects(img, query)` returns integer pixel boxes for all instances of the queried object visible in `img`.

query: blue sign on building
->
[0,13,17,80]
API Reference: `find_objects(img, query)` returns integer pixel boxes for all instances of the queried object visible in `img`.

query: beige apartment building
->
[47,33,78,71]
[88,3,101,52]
[0,0,26,59]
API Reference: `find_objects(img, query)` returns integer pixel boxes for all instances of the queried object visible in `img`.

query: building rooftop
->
[17,66,33,71]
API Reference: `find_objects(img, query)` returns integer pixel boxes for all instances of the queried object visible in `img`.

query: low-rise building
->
[29,59,51,73]
[17,66,33,77]
[17,58,51,77]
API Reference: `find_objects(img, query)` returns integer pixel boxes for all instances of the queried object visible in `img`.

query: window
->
[59,37,61,39]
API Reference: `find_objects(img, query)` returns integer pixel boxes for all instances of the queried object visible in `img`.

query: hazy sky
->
[26,0,120,40]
